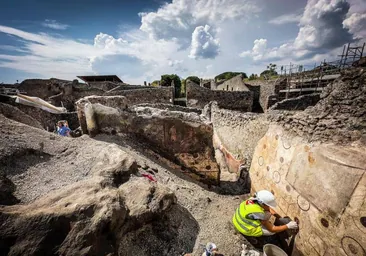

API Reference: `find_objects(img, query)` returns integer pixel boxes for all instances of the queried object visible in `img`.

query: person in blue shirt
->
[57,122,71,137]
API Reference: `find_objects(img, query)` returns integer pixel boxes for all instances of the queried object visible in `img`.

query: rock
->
[0,171,19,205]
[0,165,178,256]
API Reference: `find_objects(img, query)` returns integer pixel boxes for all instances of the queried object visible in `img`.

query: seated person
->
[57,122,71,137]
[232,190,298,237]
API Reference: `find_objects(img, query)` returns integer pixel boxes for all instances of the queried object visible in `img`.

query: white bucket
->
[263,244,288,256]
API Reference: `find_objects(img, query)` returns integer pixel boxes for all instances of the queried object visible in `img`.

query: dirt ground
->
[93,134,257,256]
[0,114,259,255]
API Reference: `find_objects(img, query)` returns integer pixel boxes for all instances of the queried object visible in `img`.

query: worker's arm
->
[261,220,288,233]
[269,207,282,219]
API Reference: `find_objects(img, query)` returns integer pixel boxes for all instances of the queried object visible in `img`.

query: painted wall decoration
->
[249,125,366,256]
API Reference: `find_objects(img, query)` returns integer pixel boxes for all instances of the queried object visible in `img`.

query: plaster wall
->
[249,125,366,256]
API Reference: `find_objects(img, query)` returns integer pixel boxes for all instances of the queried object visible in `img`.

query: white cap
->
[255,190,277,209]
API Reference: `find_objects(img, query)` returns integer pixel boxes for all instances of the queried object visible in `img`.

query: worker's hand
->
[286,221,298,229]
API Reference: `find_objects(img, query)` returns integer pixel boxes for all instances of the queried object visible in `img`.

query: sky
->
[0,0,365,84]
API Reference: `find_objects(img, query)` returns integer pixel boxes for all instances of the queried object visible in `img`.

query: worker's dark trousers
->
[243,217,293,253]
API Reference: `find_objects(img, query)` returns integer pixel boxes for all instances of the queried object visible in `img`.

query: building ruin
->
[0,44,365,255]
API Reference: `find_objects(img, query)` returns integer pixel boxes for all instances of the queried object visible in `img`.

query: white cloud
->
[0,25,182,83]
[269,13,302,25]
[294,0,352,51]
[189,25,220,59]
[139,0,260,47]
[168,59,183,67]
[241,0,357,62]
[42,20,69,30]
[239,38,293,61]
[343,12,366,38]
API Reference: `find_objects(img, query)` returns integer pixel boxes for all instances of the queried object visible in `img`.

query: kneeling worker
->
[233,190,298,237]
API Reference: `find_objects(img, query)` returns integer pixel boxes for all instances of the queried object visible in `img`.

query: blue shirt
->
[58,126,71,136]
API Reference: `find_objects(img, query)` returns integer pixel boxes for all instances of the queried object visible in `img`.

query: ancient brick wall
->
[270,68,366,144]
[204,103,270,179]
[215,75,249,91]
[249,125,366,256]
[270,93,320,111]
[12,104,79,131]
[186,81,253,111]
[76,100,219,185]
[88,81,120,91]
[105,86,174,106]
[0,103,43,129]
[245,84,262,112]
[17,79,71,99]
[246,79,284,111]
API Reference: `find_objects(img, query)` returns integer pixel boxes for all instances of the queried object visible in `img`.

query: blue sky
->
[0,0,365,84]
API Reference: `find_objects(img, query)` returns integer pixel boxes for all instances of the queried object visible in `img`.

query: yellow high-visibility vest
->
[232,200,264,237]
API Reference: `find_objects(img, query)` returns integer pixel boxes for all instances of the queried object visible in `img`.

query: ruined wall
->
[215,75,249,91]
[270,94,320,111]
[135,103,201,114]
[12,104,79,131]
[248,68,366,255]
[245,84,262,112]
[17,78,72,99]
[88,81,121,91]
[270,69,366,144]
[0,103,43,129]
[249,125,366,256]
[105,86,174,106]
[186,81,253,111]
[206,102,270,179]
[76,99,219,185]
[246,79,283,111]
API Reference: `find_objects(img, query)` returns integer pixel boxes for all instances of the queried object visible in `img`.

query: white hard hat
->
[255,190,277,209]
[205,242,217,252]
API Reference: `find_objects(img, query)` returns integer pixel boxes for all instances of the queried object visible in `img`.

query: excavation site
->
[1,52,366,256]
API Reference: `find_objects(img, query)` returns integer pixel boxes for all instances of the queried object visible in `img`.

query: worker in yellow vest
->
[233,190,298,237]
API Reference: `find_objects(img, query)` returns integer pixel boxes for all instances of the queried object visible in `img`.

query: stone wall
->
[12,104,79,131]
[186,81,253,111]
[88,81,121,91]
[135,103,201,114]
[270,68,366,144]
[270,94,320,111]
[246,79,284,112]
[105,86,174,106]
[17,78,72,99]
[249,124,366,256]
[215,75,249,91]
[76,98,219,185]
[0,103,43,129]
[245,84,262,112]
[204,102,270,180]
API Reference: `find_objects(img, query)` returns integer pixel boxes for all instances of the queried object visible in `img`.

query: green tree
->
[161,74,182,97]
[248,73,258,80]
[185,76,200,85]
[260,63,278,79]
[181,79,186,97]
[214,72,247,82]
[151,80,160,87]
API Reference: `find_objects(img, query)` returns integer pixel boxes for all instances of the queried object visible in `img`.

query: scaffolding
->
[278,42,365,100]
